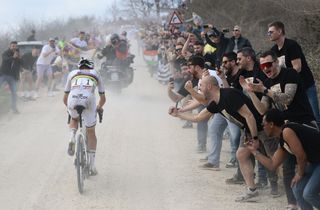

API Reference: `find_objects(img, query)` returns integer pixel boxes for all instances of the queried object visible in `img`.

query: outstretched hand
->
[168,106,179,117]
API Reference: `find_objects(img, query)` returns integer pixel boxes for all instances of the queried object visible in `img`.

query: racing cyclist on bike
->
[63,58,106,175]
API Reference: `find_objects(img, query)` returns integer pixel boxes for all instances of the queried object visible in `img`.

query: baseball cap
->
[49,37,55,41]
[207,30,220,37]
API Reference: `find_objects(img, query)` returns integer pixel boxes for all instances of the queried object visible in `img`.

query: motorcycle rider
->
[99,33,134,84]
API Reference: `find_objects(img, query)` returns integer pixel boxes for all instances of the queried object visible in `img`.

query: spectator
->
[0,41,22,114]
[268,21,320,128]
[230,25,252,53]
[247,108,320,210]
[20,47,39,100]
[182,36,216,68]
[227,47,274,195]
[27,29,36,41]
[169,75,266,202]
[35,38,60,97]
[204,25,233,67]
[241,49,317,209]
[70,31,88,50]
[179,56,227,163]
[218,52,242,88]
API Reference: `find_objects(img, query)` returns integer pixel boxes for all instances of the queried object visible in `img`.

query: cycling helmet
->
[110,33,120,44]
[78,57,94,69]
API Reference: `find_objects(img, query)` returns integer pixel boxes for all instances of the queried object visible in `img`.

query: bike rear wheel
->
[76,135,85,194]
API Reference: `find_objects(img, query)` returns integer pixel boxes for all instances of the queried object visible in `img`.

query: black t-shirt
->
[271,38,315,89]
[280,123,320,163]
[226,69,243,88]
[177,78,199,97]
[234,63,267,100]
[203,53,217,68]
[21,52,38,70]
[263,68,315,124]
[206,88,263,131]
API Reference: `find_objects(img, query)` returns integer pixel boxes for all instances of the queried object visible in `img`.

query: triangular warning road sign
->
[169,11,183,25]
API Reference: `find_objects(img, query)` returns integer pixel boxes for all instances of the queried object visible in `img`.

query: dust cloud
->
[0,39,287,210]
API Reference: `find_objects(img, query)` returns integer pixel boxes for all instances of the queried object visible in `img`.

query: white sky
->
[0,0,117,31]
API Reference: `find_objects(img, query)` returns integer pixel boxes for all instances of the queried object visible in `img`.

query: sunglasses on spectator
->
[233,29,239,32]
[267,31,275,36]
[259,61,274,70]
[175,48,182,52]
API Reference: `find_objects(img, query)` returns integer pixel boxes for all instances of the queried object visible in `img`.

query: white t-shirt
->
[70,37,88,48]
[37,44,60,65]
[197,69,224,90]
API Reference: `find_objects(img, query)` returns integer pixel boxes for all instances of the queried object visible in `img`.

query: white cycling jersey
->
[65,69,105,127]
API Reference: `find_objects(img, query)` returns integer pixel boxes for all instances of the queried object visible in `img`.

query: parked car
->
[17,41,43,55]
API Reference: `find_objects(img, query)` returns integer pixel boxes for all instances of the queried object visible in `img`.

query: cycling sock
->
[69,128,77,142]
[88,150,96,168]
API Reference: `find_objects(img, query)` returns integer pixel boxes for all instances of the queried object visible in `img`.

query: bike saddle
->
[74,105,86,115]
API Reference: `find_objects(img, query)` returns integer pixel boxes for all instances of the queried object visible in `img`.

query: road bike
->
[68,105,102,194]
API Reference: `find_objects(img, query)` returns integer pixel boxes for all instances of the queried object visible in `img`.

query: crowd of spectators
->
[0,30,106,113]
[140,15,320,210]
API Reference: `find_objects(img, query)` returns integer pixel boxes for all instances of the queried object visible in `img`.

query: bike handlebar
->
[97,109,103,123]
[67,108,103,124]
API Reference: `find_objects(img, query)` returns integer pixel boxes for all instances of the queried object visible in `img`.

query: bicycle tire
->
[76,135,84,194]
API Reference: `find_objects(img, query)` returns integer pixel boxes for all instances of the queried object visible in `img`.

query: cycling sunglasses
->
[259,61,273,70]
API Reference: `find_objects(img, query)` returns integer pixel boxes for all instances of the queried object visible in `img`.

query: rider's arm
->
[63,72,73,106]
[97,93,106,110]
[63,93,69,106]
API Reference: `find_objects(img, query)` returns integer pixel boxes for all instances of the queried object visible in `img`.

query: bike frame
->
[68,105,103,194]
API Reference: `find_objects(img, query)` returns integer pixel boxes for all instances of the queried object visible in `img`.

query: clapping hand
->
[184,80,193,92]
[239,76,253,92]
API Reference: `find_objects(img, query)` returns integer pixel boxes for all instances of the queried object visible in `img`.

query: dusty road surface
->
[0,42,287,210]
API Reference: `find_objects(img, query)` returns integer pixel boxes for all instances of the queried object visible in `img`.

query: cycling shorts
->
[67,93,97,127]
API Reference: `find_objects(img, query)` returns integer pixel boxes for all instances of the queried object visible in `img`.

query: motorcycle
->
[99,57,134,94]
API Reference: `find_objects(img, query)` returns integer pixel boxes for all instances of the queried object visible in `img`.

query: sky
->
[0,0,117,32]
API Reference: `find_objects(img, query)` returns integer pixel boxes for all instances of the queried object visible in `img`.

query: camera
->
[203,24,209,28]
[222,28,230,33]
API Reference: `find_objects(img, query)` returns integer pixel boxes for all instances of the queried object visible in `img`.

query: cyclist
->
[63,57,106,175]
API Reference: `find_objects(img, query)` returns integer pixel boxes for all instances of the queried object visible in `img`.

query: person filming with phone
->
[0,41,22,114]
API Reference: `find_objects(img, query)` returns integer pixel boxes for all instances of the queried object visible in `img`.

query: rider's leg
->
[69,118,78,142]
[67,118,78,156]
[86,126,98,174]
